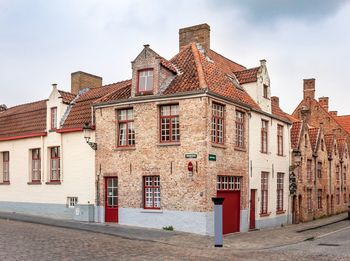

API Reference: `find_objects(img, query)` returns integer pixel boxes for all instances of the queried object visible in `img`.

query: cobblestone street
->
[0,217,350,260]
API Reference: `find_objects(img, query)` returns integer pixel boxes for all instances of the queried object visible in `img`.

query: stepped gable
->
[0,100,47,139]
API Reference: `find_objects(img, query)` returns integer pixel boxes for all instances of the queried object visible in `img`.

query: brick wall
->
[179,24,210,51]
[71,71,102,94]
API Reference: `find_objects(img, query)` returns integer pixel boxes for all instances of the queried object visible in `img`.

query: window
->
[263,84,268,98]
[67,197,78,208]
[336,165,340,183]
[51,107,57,130]
[211,103,224,144]
[143,176,160,209]
[276,173,284,211]
[307,159,312,181]
[160,105,179,143]
[117,108,135,147]
[261,120,268,153]
[50,147,60,181]
[344,188,347,204]
[304,134,308,148]
[138,69,153,93]
[261,172,269,214]
[307,189,312,212]
[344,166,347,185]
[217,176,241,190]
[336,188,340,204]
[31,149,41,182]
[2,152,9,183]
[277,125,283,156]
[317,189,322,209]
[235,111,245,148]
[317,162,322,179]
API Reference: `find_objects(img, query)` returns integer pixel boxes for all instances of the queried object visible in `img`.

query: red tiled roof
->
[160,58,177,73]
[309,127,320,152]
[95,80,132,104]
[207,49,246,74]
[324,134,334,156]
[163,43,260,109]
[0,100,47,139]
[291,121,302,149]
[62,80,131,129]
[234,67,259,84]
[271,98,294,122]
[58,90,76,104]
[334,115,350,134]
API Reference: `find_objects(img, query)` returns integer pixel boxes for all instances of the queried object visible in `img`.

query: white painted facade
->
[242,62,291,229]
[0,87,96,220]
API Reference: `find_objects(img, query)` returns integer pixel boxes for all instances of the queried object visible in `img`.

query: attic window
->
[263,84,268,98]
[138,69,153,93]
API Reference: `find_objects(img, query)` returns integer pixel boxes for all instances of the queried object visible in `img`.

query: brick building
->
[290,79,350,223]
[93,24,292,235]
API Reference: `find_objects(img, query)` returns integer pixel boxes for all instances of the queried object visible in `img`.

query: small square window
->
[67,197,78,208]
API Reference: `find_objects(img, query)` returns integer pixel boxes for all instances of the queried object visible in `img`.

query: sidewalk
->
[0,211,348,250]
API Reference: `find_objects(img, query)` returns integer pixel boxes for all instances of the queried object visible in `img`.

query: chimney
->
[0,104,7,112]
[271,96,279,107]
[71,71,102,94]
[329,111,338,116]
[303,78,315,100]
[319,97,329,112]
[179,23,210,51]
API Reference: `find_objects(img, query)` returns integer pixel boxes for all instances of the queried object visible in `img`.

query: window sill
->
[277,154,285,157]
[0,182,10,185]
[259,212,271,217]
[157,142,181,147]
[276,210,286,215]
[234,147,246,152]
[140,209,163,213]
[114,147,136,151]
[135,91,153,96]
[260,151,268,154]
[27,181,42,185]
[211,143,227,149]
[45,181,61,185]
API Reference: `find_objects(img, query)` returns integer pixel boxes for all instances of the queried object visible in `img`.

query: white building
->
[0,72,121,222]
[234,61,292,229]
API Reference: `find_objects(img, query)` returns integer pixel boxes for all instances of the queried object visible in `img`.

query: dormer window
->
[51,107,57,130]
[138,69,153,93]
[263,84,268,98]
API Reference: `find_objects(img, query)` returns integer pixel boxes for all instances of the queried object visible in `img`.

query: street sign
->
[209,154,216,161]
[185,153,197,159]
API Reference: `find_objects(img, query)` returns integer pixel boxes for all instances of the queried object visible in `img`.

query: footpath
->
[0,211,348,250]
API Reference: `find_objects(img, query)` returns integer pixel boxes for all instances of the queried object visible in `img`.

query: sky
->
[1,0,349,115]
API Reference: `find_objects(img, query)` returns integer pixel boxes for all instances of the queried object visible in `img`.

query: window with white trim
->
[217,176,241,190]
[235,111,244,148]
[211,103,224,144]
[67,197,78,208]
[261,172,268,214]
[50,147,60,181]
[160,104,179,143]
[31,148,41,182]
[276,173,284,211]
[143,176,160,209]
[2,152,9,183]
[117,108,135,147]
[138,69,153,93]
[261,120,268,153]
[277,125,283,156]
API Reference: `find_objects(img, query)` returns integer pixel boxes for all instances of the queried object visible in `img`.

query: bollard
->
[212,197,225,247]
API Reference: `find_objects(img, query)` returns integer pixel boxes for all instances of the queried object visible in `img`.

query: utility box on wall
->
[74,204,95,222]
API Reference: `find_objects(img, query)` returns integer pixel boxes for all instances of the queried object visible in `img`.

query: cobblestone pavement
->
[0,219,349,260]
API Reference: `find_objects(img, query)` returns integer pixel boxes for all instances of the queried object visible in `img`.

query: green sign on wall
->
[208,154,216,161]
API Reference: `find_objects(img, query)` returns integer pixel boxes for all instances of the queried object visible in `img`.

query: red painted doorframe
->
[105,176,118,223]
[249,189,256,230]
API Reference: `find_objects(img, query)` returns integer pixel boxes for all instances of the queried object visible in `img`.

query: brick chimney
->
[303,78,315,100]
[0,104,7,112]
[271,96,279,107]
[329,111,338,116]
[71,71,102,94]
[319,97,329,112]
[179,23,210,51]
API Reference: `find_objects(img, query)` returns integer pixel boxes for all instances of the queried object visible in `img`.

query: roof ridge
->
[4,99,47,111]
[191,43,207,89]
[208,49,246,71]
[102,79,131,88]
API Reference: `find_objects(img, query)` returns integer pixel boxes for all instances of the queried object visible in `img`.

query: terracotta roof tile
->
[58,90,76,104]
[271,98,294,122]
[160,58,177,73]
[0,100,47,139]
[334,115,350,134]
[291,121,303,149]
[207,49,246,74]
[309,127,320,152]
[62,80,131,129]
[234,67,259,84]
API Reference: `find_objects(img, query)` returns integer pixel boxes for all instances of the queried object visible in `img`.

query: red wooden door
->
[217,190,240,234]
[249,189,256,229]
[105,177,118,222]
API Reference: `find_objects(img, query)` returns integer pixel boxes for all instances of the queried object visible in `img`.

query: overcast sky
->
[1,0,349,115]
